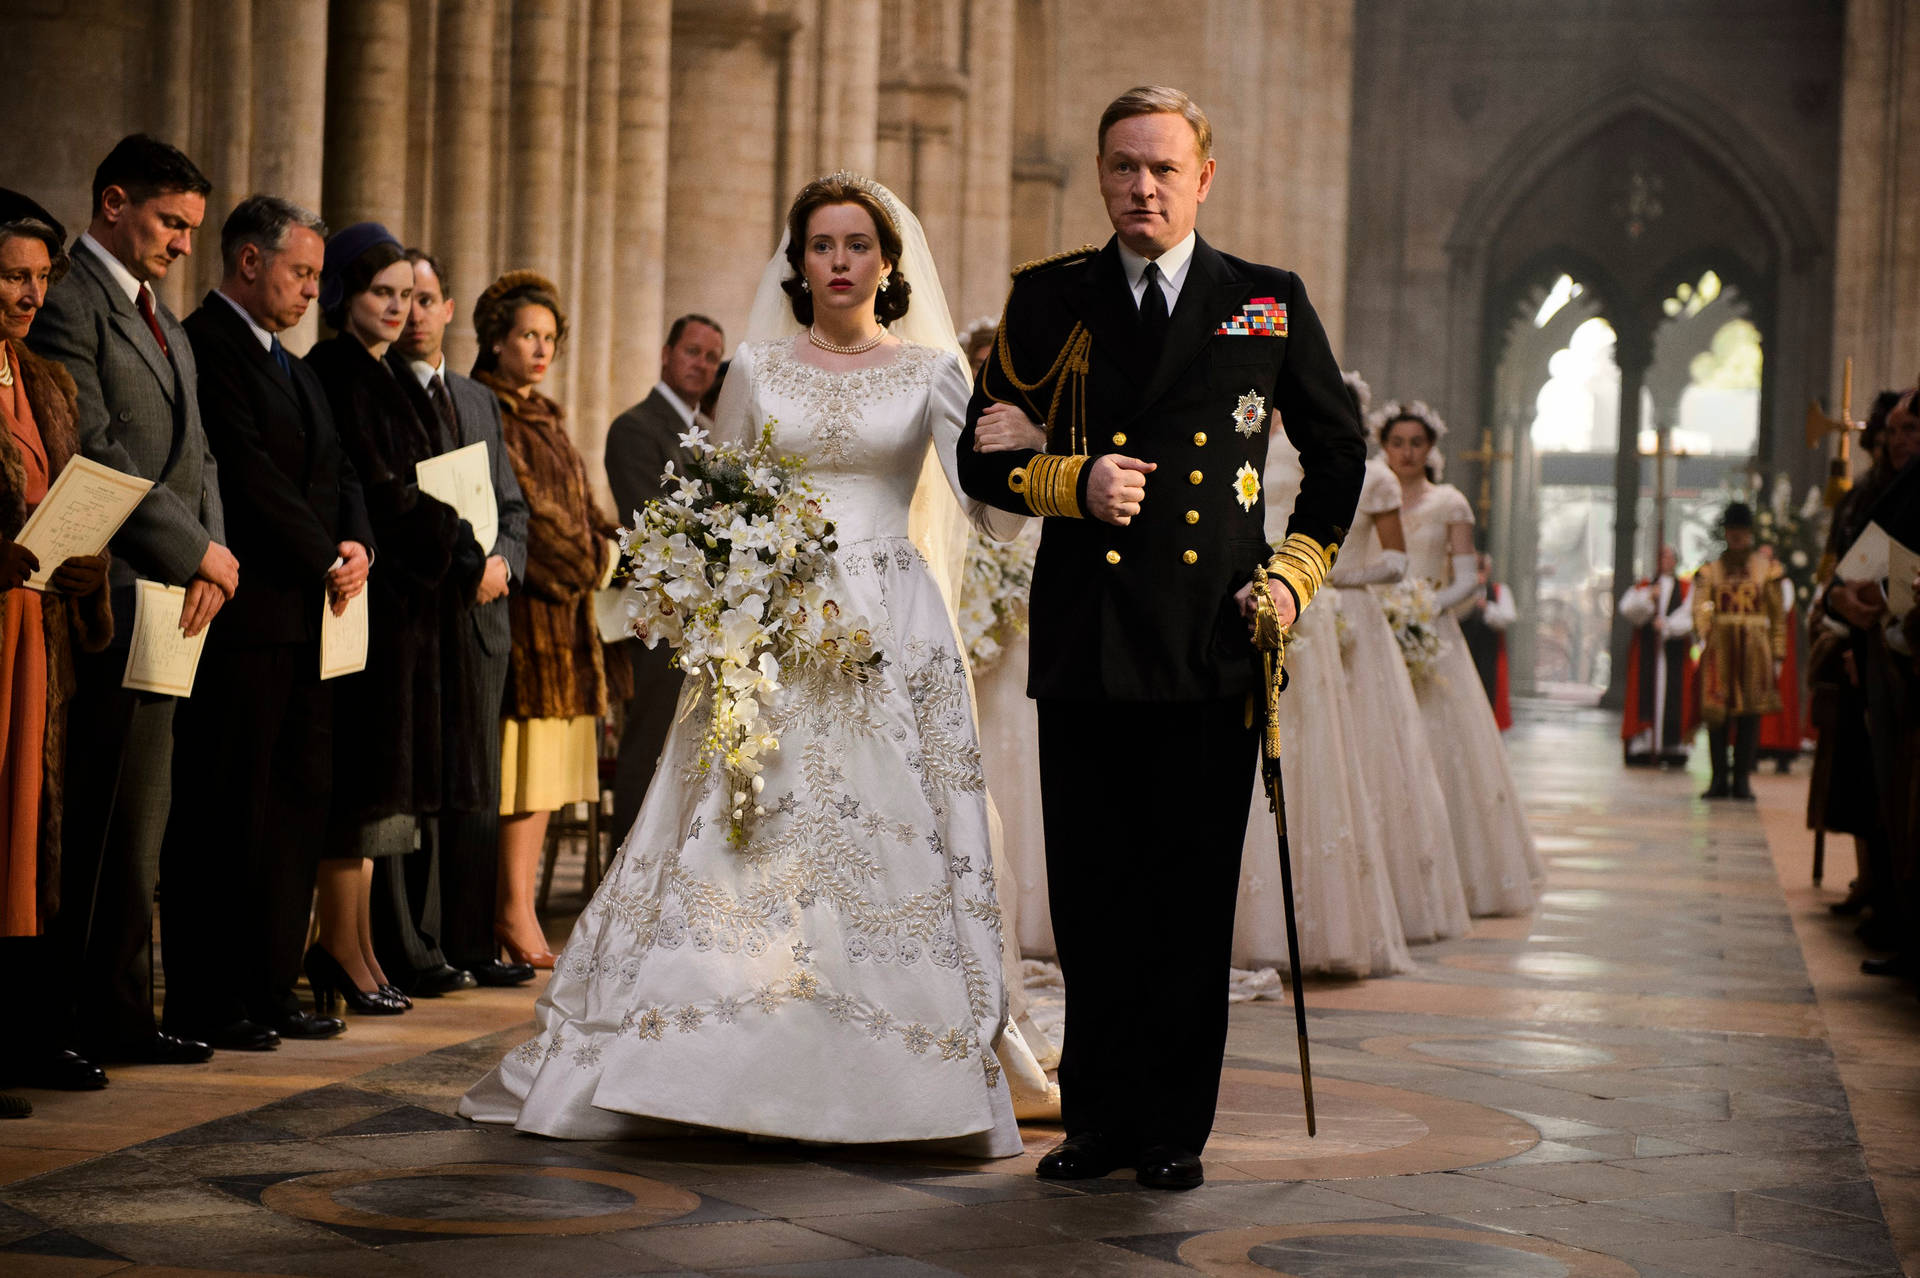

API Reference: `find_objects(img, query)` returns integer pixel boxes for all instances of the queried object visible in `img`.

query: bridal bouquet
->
[957,529,1036,672]
[1379,578,1448,686]
[618,419,881,842]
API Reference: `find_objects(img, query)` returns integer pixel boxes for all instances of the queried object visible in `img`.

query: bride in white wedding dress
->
[460,174,1031,1156]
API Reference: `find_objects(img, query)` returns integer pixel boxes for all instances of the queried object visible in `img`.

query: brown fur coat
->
[0,342,114,933]
[480,373,629,719]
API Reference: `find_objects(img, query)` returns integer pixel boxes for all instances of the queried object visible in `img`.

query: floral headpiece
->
[1342,369,1372,417]
[1370,398,1447,442]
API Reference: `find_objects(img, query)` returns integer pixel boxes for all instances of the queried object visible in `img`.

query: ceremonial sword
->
[1250,561,1316,1137]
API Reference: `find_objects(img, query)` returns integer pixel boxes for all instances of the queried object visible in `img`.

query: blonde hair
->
[1098,85,1212,159]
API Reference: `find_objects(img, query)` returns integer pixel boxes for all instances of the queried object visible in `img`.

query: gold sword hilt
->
[1250,563,1290,765]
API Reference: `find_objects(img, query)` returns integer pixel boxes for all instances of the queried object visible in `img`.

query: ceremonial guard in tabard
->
[1693,502,1784,799]
[957,86,1363,1190]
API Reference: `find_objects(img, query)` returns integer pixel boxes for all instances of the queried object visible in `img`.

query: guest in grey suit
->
[603,313,723,841]
[381,248,534,991]
[28,135,237,1067]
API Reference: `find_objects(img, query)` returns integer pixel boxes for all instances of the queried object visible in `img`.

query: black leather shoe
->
[0,1092,30,1118]
[1136,1145,1204,1191]
[176,1020,279,1052]
[1036,1132,1130,1180]
[469,959,535,987]
[1730,782,1756,801]
[1700,781,1731,799]
[259,1010,346,1040]
[7,1048,107,1091]
[1861,954,1909,977]
[83,1032,213,1066]
[404,964,478,998]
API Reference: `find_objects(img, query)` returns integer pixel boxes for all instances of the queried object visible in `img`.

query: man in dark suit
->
[164,195,374,1048]
[958,87,1364,1190]
[385,248,532,989]
[604,313,723,840]
[29,135,238,1071]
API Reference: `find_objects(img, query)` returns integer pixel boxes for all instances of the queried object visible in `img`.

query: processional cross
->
[1459,427,1512,526]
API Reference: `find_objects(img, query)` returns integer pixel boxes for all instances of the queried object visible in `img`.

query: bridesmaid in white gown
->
[1378,403,1542,916]
[1329,453,1472,944]
[1231,423,1411,978]
[462,175,1030,1155]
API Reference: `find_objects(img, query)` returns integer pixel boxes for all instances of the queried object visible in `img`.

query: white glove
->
[1432,553,1482,610]
[1331,548,1406,587]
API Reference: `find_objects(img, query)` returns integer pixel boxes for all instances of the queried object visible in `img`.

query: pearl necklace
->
[807,324,886,355]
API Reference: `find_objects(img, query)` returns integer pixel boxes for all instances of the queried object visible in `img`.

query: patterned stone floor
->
[1,703,1914,1276]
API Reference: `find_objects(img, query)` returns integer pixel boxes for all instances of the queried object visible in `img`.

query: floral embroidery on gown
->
[460,337,1023,1156]
[1335,459,1471,944]
[1399,482,1543,916]
[1232,433,1411,978]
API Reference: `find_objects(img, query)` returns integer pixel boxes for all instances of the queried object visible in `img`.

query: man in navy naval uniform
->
[958,85,1364,1190]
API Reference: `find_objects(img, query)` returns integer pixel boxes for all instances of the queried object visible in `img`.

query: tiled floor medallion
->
[259,1160,699,1236]
[1193,1069,1537,1180]
[1177,1222,1640,1277]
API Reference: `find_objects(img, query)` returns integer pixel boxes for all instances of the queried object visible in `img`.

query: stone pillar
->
[572,0,623,487]
[876,1,966,302]
[812,0,879,174]
[506,0,571,276]
[957,0,1015,325]
[429,0,498,373]
[185,0,255,306]
[1604,330,1650,710]
[252,0,331,352]
[665,0,790,341]
[323,0,413,232]
[1833,0,1920,411]
[611,0,672,419]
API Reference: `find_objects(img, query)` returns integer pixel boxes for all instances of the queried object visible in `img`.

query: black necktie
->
[1137,261,1170,353]
[427,372,459,447]
[270,335,291,378]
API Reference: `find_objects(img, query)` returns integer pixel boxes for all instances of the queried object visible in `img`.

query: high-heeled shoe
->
[304,944,407,1016]
[495,925,557,971]
[379,983,414,1010]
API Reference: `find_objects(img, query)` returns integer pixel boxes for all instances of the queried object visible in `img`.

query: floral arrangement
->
[617,419,881,842]
[957,529,1036,672]
[1379,578,1448,686]
[1748,472,1828,603]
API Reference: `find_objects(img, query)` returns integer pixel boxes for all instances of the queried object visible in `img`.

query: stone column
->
[876,1,966,300]
[812,0,879,174]
[665,0,790,340]
[612,0,672,416]
[252,0,330,352]
[429,0,498,373]
[957,0,1015,325]
[506,0,571,276]
[323,0,413,232]
[1833,0,1920,410]
[186,0,255,306]
[1604,330,1650,710]
[572,0,623,487]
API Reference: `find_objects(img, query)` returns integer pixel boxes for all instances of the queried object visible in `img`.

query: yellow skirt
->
[500,714,600,815]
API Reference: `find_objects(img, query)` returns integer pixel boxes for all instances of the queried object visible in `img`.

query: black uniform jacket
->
[181,295,375,647]
[958,235,1363,702]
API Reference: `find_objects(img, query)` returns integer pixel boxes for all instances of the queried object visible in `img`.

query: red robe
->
[1620,575,1697,758]
[1758,600,1802,754]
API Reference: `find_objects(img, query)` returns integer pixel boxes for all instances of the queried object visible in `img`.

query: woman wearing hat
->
[0,191,114,1114]
[305,223,484,1014]
[471,272,620,970]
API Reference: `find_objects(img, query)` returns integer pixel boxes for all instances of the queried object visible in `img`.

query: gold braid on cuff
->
[1268,533,1338,612]
[1015,453,1088,518]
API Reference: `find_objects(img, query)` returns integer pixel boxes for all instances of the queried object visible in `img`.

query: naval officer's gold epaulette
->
[1011,244,1099,278]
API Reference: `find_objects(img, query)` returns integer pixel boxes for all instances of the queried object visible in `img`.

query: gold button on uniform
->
[1185,509,1199,524]
[1111,432,1127,446]
[1189,470,1203,485]
[1193,432,1207,447]
[1105,550,1121,565]
[1182,550,1198,565]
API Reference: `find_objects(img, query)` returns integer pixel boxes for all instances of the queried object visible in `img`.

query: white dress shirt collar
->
[78,232,146,308]
[408,353,449,389]
[1118,230,1198,310]
[655,382,698,430]
[213,289,276,352]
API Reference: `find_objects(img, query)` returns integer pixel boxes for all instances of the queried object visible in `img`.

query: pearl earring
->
[800,279,810,292]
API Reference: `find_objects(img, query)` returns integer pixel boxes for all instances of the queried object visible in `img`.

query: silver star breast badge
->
[1233,389,1267,437]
